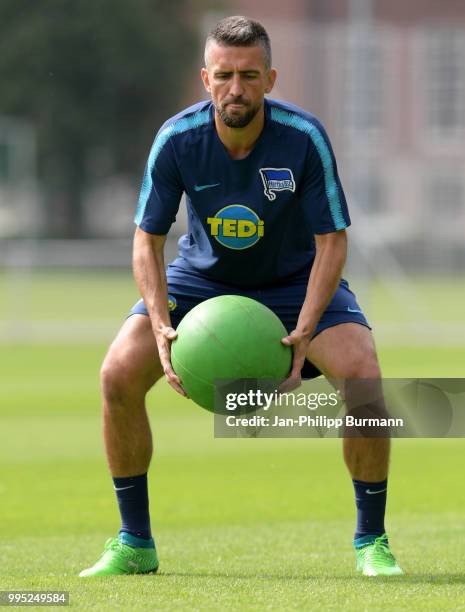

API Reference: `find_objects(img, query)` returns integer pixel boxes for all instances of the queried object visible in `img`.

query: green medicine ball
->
[171,295,292,412]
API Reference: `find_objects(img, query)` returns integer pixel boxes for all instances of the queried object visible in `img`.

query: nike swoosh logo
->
[194,182,220,192]
[114,485,135,491]
[366,488,387,495]
[347,306,363,314]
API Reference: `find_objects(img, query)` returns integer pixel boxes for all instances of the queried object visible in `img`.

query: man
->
[80,16,403,578]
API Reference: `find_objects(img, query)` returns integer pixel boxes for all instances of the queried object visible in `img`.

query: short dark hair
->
[205,15,272,69]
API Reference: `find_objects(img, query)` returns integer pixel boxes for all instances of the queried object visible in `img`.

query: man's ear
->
[265,68,277,94]
[201,67,211,93]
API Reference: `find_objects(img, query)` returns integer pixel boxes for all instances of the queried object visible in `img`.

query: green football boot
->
[79,536,159,577]
[355,534,404,576]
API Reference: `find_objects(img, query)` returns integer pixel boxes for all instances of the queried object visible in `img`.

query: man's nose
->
[229,73,244,97]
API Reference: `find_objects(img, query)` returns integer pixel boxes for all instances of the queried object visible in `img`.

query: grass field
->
[1,271,465,610]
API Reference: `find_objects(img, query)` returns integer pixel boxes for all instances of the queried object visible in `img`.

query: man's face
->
[201,43,276,128]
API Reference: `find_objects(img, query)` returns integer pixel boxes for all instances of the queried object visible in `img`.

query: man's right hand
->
[154,325,187,397]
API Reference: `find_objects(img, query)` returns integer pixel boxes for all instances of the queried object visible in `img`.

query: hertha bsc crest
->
[259,167,295,201]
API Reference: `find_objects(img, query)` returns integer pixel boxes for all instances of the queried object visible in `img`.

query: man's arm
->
[282,229,347,385]
[132,226,186,396]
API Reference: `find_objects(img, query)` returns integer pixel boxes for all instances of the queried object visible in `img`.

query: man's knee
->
[100,316,163,407]
[339,325,381,379]
[100,352,155,406]
[101,356,133,405]
[345,345,381,379]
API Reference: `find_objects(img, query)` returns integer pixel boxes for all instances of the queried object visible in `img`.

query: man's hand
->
[280,329,313,392]
[154,325,187,397]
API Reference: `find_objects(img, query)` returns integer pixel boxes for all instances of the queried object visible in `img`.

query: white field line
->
[0,320,464,346]
[0,320,122,344]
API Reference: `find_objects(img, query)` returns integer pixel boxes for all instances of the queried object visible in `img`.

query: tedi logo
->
[207,204,264,250]
[167,294,177,311]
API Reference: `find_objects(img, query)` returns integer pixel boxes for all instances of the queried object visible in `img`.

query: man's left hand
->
[280,329,313,392]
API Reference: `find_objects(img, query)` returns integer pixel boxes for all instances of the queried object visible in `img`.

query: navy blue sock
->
[113,473,152,541]
[353,478,387,546]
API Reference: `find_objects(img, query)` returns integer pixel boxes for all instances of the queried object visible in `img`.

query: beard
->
[216,98,261,128]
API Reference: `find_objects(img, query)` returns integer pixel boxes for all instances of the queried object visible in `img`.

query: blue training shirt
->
[134,98,350,288]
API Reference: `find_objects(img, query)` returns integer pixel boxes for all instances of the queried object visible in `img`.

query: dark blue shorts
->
[129,264,370,379]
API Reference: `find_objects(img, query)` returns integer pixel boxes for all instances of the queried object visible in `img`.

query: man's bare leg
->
[101,314,163,477]
[306,323,389,482]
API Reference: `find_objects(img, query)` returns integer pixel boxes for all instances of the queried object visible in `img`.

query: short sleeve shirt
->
[135,98,350,288]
